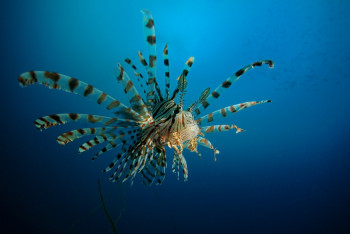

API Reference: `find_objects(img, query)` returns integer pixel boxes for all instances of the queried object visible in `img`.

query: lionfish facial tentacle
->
[193,60,274,116]
[163,44,170,99]
[196,100,271,126]
[18,71,144,121]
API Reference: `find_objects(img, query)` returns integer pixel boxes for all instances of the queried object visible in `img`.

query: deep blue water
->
[1,0,350,233]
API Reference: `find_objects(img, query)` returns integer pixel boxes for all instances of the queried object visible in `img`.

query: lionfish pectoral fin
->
[193,60,274,117]
[200,124,245,134]
[196,100,271,126]
[57,126,118,146]
[34,113,125,131]
[18,71,144,121]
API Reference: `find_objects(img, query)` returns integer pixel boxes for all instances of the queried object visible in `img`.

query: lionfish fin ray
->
[193,60,274,116]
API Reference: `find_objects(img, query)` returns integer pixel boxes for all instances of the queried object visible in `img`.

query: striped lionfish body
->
[18,10,274,185]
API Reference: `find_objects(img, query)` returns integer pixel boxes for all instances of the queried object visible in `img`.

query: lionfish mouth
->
[18,9,274,185]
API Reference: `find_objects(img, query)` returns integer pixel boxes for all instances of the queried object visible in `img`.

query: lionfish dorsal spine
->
[124,58,149,98]
[171,56,195,103]
[163,44,170,99]
[116,63,150,119]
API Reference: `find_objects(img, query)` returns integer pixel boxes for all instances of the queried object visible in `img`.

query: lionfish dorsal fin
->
[141,10,164,106]
[188,87,210,112]
[163,44,170,99]
[171,56,195,102]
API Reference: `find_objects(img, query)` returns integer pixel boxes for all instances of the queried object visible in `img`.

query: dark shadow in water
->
[154,190,179,234]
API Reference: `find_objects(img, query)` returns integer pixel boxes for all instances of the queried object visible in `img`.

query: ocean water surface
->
[1,0,349,233]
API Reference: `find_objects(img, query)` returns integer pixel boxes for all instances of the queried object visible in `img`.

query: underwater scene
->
[1,0,349,233]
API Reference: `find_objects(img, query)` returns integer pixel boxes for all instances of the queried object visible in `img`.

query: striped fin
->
[121,141,151,183]
[197,136,220,161]
[143,153,163,185]
[138,51,155,110]
[193,60,274,117]
[176,153,188,181]
[124,58,148,96]
[104,140,144,178]
[123,147,148,185]
[56,126,119,145]
[140,149,156,185]
[109,147,131,181]
[177,74,187,108]
[113,153,132,182]
[171,57,195,101]
[78,132,119,154]
[141,145,168,186]
[177,74,187,93]
[18,71,143,121]
[163,44,170,99]
[155,147,167,185]
[116,63,150,119]
[109,138,141,182]
[172,153,181,180]
[103,151,122,173]
[201,124,244,134]
[196,100,271,126]
[34,113,139,131]
[187,87,210,112]
[94,130,140,160]
[141,10,160,105]
[136,145,152,174]
[95,141,121,161]
[141,155,157,185]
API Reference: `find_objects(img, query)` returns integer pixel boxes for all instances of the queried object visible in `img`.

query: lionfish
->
[18,10,274,185]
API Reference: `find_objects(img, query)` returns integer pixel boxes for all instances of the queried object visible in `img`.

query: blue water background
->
[1,0,350,233]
